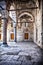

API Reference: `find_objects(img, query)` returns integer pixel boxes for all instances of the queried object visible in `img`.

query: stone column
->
[1,10,8,47]
[3,19,7,46]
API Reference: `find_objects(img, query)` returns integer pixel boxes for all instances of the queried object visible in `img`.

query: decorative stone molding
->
[18,12,34,22]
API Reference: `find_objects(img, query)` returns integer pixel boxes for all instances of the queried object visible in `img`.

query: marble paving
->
[0,42,43,65]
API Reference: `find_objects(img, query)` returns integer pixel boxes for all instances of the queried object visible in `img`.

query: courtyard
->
[0,42,43,65]
[0,0,43,65]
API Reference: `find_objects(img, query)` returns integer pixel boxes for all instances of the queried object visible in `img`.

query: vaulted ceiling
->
[0,0,36,4]
[0,0,41,10]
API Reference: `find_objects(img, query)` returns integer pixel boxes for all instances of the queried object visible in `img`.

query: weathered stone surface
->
[18,52,29,56]
[0,61,21,65]
[22,61,32,65]
[6,49,21,55]
[0,42,43,65]
[25,55,32,60]
[12,55,19,61]
[18,56,26,61]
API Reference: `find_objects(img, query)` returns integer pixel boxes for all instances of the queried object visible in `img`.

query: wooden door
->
[0,34,1,40]
[10,33,14,40]
[24,33,28,39]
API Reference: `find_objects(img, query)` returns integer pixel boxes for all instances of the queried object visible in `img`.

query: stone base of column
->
[1,43,8,47]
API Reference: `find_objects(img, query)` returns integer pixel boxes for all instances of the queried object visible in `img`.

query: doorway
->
[24,33,29,40]
[10,33,14,41]
[0,34,1,40]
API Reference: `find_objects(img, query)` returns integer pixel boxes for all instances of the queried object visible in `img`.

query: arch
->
[18,12,34,22]
[9,3,16,10]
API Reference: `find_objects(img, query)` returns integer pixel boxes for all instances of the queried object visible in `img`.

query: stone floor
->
[0,42,43,65]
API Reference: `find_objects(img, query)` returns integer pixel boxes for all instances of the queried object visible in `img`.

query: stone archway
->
[7,4,17,42]
[17,12,34,42]
[18,12,34,22]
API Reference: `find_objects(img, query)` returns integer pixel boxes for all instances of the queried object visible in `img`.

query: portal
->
[24,33,29,40]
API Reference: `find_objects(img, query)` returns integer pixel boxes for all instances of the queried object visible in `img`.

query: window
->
[0,24,1,28]
[11,22,13,27]
[0,34,1,40]
[17,23,22,29]
[26,23,29,27]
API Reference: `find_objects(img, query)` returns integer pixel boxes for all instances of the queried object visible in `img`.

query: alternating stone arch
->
[18,12,34,22]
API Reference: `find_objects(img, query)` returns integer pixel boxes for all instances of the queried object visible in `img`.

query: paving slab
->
[12,55,19,61]
[5,55,14,61]
[18,56,26,61]
[0,61,21,65]
[18,52,29,56]
[22,61,32,65]
[0,42,43,65]
[0,55,9,61]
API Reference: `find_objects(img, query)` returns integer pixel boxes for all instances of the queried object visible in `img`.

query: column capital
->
[1,10,8,19]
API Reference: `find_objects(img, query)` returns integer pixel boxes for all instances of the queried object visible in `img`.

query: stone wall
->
[17,29,24,42]
[34,0,42,48]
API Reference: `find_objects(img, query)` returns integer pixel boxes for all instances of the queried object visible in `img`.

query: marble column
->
[1,10,8,47]
[3,19,7,45]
